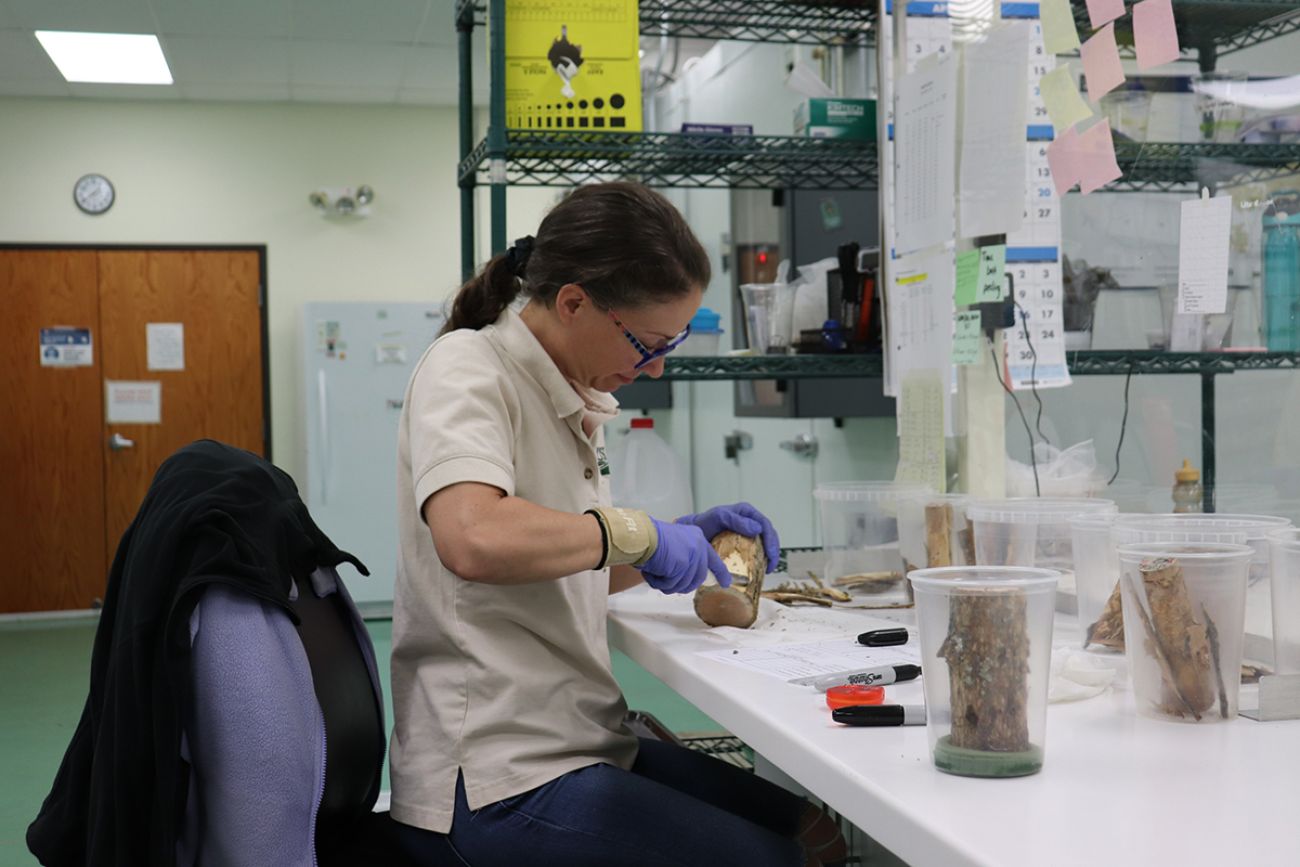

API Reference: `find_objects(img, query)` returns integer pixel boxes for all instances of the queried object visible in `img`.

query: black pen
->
[857,627,909,647]
[811,664,921,692]
[831,704,926,727]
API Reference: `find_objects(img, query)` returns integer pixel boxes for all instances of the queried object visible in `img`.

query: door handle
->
[108,433,135,451]
[779,433,819,459]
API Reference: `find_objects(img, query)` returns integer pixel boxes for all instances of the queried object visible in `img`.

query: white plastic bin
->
[966,498,1117,572]
[814,481,931,606]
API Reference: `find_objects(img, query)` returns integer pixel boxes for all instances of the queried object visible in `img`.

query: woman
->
[390,182,847,866]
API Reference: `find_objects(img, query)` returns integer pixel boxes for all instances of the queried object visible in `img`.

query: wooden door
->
[99,250,265,564]
[0,251,107,612]
[0,247,266,613]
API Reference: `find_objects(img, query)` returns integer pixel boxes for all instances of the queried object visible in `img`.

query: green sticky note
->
[1040,65,1093,132]
[978,245,1007,303]
[955,249,980,306]
[953,311,983,365]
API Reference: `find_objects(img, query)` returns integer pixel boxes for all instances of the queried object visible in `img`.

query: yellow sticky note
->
[1039,66,1093,133]
[1039,0,1082,55]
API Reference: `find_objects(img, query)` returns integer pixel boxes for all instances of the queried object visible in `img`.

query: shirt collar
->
[487,307,620,422]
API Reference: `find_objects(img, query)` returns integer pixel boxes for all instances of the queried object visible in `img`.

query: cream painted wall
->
[0,96,554,485]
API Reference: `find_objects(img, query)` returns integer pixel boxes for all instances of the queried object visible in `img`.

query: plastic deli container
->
[740,282,796,354]
[1115,513,1291,587]
[1117,543,1253,723]
[909,567,1061,777]
[966,498,1118,572]
[1070,512,1124,654]
[898,493,974,572]
[814,481,932,607]
[1268,528,1300,675]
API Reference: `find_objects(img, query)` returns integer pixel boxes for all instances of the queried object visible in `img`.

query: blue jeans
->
[396,738,807,867]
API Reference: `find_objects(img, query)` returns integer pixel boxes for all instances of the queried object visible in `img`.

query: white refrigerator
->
[301,301,445,606]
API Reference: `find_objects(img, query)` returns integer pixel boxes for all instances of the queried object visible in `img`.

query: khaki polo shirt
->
[389,307,638,834]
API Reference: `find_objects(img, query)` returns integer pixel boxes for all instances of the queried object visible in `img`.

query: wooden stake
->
[925,503,953,568]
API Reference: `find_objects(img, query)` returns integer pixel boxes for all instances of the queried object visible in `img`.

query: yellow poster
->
[503,0,643,132]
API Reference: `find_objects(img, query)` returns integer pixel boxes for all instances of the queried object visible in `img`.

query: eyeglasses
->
[606,309,690,370]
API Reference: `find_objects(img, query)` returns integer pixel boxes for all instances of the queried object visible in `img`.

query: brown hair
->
[442,182,711,334]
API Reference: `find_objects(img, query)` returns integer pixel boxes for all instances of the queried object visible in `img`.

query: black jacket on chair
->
[27,439,367,867]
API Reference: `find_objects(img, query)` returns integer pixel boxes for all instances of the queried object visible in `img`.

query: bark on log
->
[693,531,766,628]
[1131,557,1216,718]
[1085,580,1126,650]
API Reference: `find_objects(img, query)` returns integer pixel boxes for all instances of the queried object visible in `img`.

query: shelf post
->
[488,0,508,256]
[1201,371,1216,513]
[458,1,476,280]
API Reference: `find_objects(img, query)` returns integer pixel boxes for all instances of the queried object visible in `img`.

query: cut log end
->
[693,531,766,629]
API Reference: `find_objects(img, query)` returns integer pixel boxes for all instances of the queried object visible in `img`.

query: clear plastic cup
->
[909,567,1061,777]
[1116,543,1253,723]
[966,498,1117,571]
[1116,513,1291,586]
[1268,528,1300,675]
[1070,513,1123,652]
[897,493,973,573]
[740,282,797,354]
[815,481,932,607]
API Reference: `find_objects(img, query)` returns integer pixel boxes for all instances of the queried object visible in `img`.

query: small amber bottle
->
[1172,459,1203,513]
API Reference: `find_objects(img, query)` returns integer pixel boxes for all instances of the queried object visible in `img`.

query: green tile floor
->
[0,616,719,866]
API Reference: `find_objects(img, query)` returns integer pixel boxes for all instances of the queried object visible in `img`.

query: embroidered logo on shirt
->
[597,446,611,476]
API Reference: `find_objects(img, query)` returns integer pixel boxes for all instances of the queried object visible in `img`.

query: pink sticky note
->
[1081,23,1126,102]
[1046,127,1082,196]
[1133,0,1181,70]
[1086,0,1126,29]
[1076,119,1124,194]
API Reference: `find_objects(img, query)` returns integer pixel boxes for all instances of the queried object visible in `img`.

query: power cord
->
[1107,363,1135,485]
[1013,301,1052,449]
[990,343,1042,497]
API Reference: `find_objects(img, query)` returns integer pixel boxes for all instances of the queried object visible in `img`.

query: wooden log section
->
[693,531,766,628]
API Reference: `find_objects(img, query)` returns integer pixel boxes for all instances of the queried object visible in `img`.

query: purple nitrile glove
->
[675,503,781,572]
[640,519,733,595]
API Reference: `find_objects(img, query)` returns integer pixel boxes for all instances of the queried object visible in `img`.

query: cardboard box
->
[502,0,642,132]
[794,98,877,140]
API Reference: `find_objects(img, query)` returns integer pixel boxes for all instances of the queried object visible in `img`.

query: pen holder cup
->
[1117,543,1253,723]
[908,567,1061,777]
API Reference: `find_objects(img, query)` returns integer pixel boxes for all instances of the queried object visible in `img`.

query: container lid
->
[907,565,1061,593]
[630,418,654,429]
[965,498,1118,524]
[690,308,722,332]
[825,684,885,710]
[814,481,933,502]
[1175,459,1200,483]
[1115,513,1291,543]
[1116,541,1255,562]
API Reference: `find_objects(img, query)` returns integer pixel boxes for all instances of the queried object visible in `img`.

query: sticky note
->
[1081,23,1125,102]
[977,245,1007,303]
[1040,65,1093,133]
[1133,0,1181,70]
[1086,0,1127,29]
[1039,0,1082,55]
[953,311,983,365]
[1076,118,1124,194]
[1046,126,1082,196]
[955,249,981,306]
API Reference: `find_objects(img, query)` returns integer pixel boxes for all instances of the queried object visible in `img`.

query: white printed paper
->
[894,53,957,254]
[1177,193,1233,315]
[696,636,921,684]
[106,380,162,424]
[1006,259,1071,389]
[39,327,93,367]
[958,23,1029,238]
[895,369,947,494]
[146,323,185,371]
[887,249,956,394]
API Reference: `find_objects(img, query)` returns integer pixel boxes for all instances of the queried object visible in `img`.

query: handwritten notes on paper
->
[1039,0,1082,55]
[1040,65,1093,132]
[953,311,983,366]
[1177,192,1233,314]
[955,248,981,306]
[958,22,1029,239]
[978,245,1008,303]
[896,369,947,495]
[1086,0,1127,29]
[1081,23,1125,102]
[1133,0,1181,70]
[895,54,958,255]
